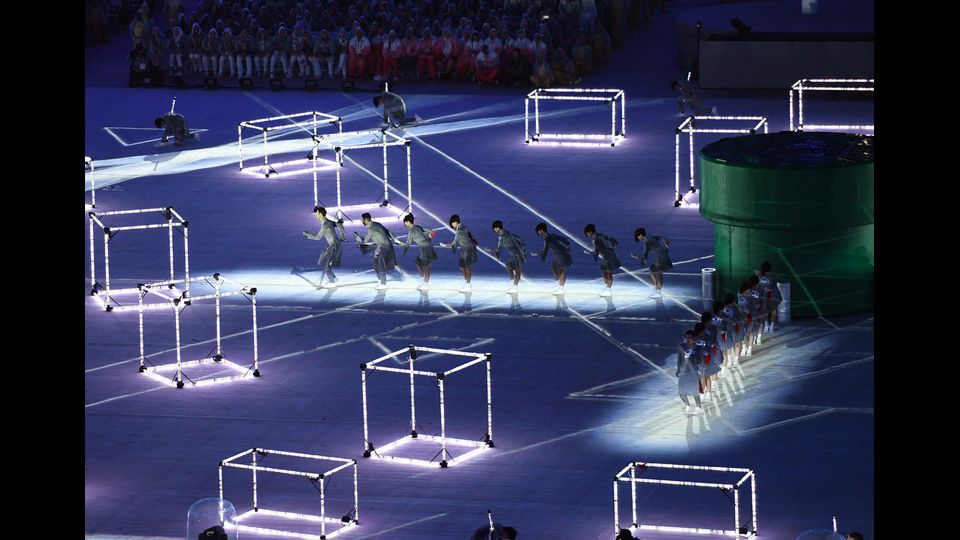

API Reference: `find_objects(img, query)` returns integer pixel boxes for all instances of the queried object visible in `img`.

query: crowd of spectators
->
[122,0,671,88]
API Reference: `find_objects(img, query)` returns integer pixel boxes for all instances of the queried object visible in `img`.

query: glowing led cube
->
[525,88,626,147]
[613,461,758,538]
[220,448,359,540]
[361,346,494,468]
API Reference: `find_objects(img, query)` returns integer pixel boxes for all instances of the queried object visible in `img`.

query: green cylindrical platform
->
[699,131,874,317]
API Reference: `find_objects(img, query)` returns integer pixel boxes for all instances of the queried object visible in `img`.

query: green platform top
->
[699,132,874,229]
[700,131,874,169]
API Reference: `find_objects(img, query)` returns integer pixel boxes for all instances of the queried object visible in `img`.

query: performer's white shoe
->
[505,285,518,294]
[417,282,429,291]
[374,282,388,290]
[459,283,472,293]
[552,285,564,295]
[690,406,704,415]
[600,287,612,298]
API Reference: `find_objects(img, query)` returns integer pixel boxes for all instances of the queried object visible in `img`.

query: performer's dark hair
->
[491,220,503,230]
[403,214,415,224]
[535,222,547,234]
[584,224,596,235]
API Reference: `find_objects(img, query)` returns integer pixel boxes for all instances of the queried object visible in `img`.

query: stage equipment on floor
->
[219,448,359,540]
[525,88,625,147]
[320,128,412,222]
[360,345,493,468]
[239,111,342,177]
[138,273,259,388]
[674,115,768,207]
[789,79,874,133]
[88,206,190,311]
[613,461,757,538]
[187,498,238,540]
[699,131,874,316]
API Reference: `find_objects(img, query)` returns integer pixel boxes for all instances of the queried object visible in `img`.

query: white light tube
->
[540,87,624,93]
[536,133,614,140]
[533,95,619,101]
[636,524,737,536]
[485,354,493,444]
[635,462,751,473]
[413,346,486,357]
[94,207,168,216]
[366,365,437,377]
[691,116,766,121]
[801,124,874,130]
[222,463,320,479]
[221,448,255,464]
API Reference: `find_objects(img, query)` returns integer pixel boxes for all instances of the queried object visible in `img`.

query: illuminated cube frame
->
[219,448,359,540]
[138,273,259,389]
[88,207,190,312]
[360,346,494,468]
[674,116,769,207]
[318,128,412,223]
[85,156,95,208]
[613,462,758,538]
[238,111,343,178]
[525,88,626,147]
[790,78,875,133]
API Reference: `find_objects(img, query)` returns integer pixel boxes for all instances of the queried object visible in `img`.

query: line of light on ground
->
[85,386,168,408]
[351,513,448,539]
[671,254,715,266]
